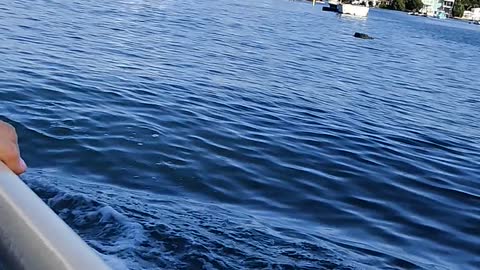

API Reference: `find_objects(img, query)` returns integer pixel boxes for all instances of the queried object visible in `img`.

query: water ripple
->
[1,0,480,269]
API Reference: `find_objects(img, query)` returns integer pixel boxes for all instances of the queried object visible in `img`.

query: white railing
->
[0,162,110,270]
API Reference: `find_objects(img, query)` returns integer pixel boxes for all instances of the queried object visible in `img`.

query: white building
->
[473,8,480,20]
[421,0,455,17]
[463,11,473,19]
[421,0,441,16]
[463,8,480,20]
[442,0,454,16]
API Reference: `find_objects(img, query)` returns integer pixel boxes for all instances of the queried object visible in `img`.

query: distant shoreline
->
[306,0,479,22]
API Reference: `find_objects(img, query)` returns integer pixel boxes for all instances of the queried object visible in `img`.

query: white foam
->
[101,254,129,270]
[23,171,148,269]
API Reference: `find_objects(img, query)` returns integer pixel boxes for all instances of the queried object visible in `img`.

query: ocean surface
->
[1,0,480,269]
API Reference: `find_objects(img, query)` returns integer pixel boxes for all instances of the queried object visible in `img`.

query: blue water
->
[1,0,480,269]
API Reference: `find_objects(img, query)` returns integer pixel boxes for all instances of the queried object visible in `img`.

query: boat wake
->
[22,169,363,270]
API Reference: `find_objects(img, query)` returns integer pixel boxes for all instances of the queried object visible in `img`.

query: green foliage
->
[381,0,479,15]
[378,2,391,8]
[453,0,465,17]
[390,0,406,10]
[454,0,480,17]
[463,0,480,9]
[405,0,424,11]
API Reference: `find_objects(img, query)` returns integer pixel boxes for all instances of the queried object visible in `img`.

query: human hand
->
[0,121,27,175]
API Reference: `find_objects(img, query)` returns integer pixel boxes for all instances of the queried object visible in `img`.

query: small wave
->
[24,171,145,269]
[22,170,369,270]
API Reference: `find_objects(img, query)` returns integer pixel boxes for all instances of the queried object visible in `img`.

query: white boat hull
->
[0,162,110,270]
[338,4,369,17]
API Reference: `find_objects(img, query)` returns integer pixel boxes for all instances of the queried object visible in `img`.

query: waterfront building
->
[473,8,480,20]
[463,8,480,20]
[421,0,454,17]
[442,0,454,16]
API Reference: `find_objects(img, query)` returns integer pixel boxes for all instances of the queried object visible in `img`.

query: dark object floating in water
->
[354,32,374,39]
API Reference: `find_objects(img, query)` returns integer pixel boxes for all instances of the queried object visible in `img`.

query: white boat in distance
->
[324,0,370,17]
[338,3,369,17]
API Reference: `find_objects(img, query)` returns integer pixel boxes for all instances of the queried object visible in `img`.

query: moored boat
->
[337,3,369,16]
[323,0,369,17]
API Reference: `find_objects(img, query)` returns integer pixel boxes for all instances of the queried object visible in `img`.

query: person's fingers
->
[0,139,27,175]
[0,121,18,143]
[0,121,27,175]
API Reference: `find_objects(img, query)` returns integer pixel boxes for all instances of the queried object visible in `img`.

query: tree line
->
[381,0,480,17]
[380,0,423,11]
[453,0,480,17]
